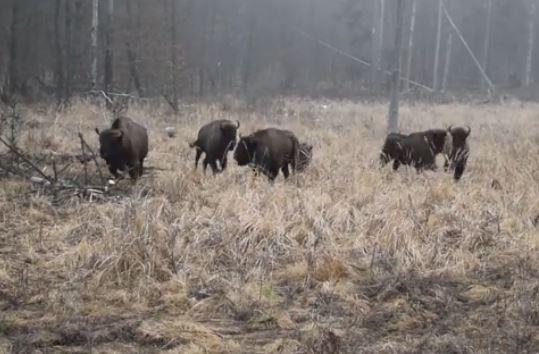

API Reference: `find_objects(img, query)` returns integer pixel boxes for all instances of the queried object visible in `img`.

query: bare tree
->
[525,0,536,87]
[404,0,417,91]
[91,0,98,89]
[54,0,65,105]
[481,0,492,90]
[442,32,453,93]
[6,0,19,95]
[103,0,114,97]
[125,0,143,96]
[433,0,443,91]
[371,0,385,84]
[388,0,404,133]
[167,0,179,112]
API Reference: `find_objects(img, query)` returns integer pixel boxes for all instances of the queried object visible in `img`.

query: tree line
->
[0,0,537,105]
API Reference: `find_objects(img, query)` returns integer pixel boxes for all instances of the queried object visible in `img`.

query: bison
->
[444,125,471,181]
[189,119,240,174]
[380,129,451,172]
[95,116,148,179]
[234,128,299,181]
[296,142,313,172]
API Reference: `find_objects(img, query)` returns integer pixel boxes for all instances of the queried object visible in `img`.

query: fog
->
[0,0,537,102]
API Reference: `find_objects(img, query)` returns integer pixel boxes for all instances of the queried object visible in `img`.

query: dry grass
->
[0,97,538,353]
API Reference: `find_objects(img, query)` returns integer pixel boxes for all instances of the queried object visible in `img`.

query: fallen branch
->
[0,135,54,184]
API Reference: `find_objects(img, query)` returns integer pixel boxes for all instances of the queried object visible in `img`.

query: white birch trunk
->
[525,1,536,87]
[442,32,453,93]
[433,0,443,91]
[91,0,99,89]
[388,0,404,133]
[481,0,492,89]
[404,0,417,91]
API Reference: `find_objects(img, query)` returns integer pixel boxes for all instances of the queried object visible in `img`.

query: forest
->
[1,0,538,104]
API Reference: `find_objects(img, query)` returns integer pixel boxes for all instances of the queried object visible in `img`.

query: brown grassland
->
[0,97,538,353]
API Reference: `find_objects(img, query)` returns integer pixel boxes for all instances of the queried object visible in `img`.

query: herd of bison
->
[95,115,471,182]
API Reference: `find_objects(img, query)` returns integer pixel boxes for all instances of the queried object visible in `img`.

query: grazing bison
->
[189,119,240,174]
[296,142,313,172]
[444,126,471,181]
[380,129,451,172]
[95,116,148,179]
[234,128,299,181]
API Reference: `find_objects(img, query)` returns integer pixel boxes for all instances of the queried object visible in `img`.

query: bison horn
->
[447,125,453,132]
[95,128,100,135]
[236,120,240,129]
[465,125,471,136]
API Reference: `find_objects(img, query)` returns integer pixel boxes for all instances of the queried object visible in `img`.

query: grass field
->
[1,97,538,353]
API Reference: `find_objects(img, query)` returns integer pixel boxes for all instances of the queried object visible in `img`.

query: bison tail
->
[189,140,199,148]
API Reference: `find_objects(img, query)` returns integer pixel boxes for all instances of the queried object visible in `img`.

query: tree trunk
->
[481,0,492,89]
[169,0,179,111]
[125,0,142,96]
[371,0,385,84]
[525,1,536,87]
[433,0,443,91]
[442,32,453,93]
[64,0,72,100]
[54,0,65,105]
[404,0,416,91]
[103,0,114,97]
[388,0,404,133]
[91,0,99,89]
[7,0,19,95]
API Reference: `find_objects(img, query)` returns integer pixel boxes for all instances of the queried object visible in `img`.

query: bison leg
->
[108,165,121,179]
[392,160,401,171]
[208,159,219,175]
[221,157,228,171]
[281,164,290,179]
[195,149,202,169]
[453,159,467,181]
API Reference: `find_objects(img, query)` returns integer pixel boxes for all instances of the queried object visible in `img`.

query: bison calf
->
[234,128,299,181]
[95,116,148,179]
[189,119,240,174]
[380,129,450,172]
[444,126,471,181]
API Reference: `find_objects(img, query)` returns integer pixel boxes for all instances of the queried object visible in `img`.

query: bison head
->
[96,128,123,163]
[448,125,470,151]
[221,120,240,151]
[234,135,256,166]
[380,133,405,165]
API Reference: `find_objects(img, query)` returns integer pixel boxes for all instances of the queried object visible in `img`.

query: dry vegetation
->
[0,97,538,353]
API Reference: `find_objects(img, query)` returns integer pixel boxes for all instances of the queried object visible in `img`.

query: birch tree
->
[404,0,417,91]
[433,0,443,91]
[388,0,404,133]
[525,0,536,87]
[103,0,114,96]
[91,0,98,89]
[481,0,492,90]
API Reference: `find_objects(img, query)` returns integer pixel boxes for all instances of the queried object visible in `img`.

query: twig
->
[80,133,88,184]
[78,132,105,184]
[0,135,54,184]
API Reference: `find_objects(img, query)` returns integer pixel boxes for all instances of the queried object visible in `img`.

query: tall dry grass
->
[0,97,538,353]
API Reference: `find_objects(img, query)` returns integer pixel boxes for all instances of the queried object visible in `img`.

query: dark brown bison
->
[296,142,313,172]
[380,129,451,171]
[95,116,148,179]
[234,128,299,181]
[444,126,471,181]
[189,119,240,174]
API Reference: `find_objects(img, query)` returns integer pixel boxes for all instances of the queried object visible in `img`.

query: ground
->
[0,97,538,353]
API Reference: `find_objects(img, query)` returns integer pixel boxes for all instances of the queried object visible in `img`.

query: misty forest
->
[0,0,538,353]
